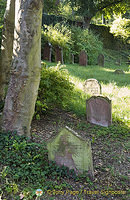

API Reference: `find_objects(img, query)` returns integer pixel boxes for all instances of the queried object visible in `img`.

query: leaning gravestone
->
[84,79,102,95]
[86,96,112,127]
[98,54,104,67]
[79,50,88,66]
[47,126,94,177]
[43,42,52,62]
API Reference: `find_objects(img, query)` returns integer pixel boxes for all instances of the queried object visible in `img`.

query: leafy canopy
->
[64,0,129,19]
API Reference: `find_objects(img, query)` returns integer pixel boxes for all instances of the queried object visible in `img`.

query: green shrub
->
[0,131,77,198]
[42,23,71,49]
[0,131,48,184]
[110,15,130,44]
[70,26,103,65]
[35,63,74,117]
[41,24,103,64]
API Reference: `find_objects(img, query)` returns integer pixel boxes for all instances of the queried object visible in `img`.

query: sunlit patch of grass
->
[102,82,130,126]
[44,53,130,127]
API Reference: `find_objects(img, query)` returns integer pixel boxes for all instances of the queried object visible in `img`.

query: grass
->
[44,50,130,127]
[0,49,129,199]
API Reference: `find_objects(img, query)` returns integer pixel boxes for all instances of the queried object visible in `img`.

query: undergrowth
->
[0,131,88,199]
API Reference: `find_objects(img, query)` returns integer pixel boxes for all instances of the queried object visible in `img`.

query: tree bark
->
[2,0,43,136]
[0,0,15,101]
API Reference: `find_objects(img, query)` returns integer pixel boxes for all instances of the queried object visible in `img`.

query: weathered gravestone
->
[79,50,88,66]
[84,79,102,95]
[98,54,104,67]
[43,42,52,62]
[47,126,94,176]
[55,46,63,64]
[70,53,74,64]
[114,69,125,74]
[86,96,112,127]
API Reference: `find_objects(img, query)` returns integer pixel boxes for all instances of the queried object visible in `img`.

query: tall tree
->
[2,0,43,136]
[0,0,15,101]
[65,0,128,28]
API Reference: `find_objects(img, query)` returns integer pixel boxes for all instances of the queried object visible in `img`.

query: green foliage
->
[35,62,74,117]
[71,26,103,64]
[42,23,103,64]
[0,0,6,49]
[42,23,71,48]
[90,24,121,49]
[0,131,78,198]
[43,0,61,15]
[65,0,128,19]
[0,131,48,185]
[110,15,130,43]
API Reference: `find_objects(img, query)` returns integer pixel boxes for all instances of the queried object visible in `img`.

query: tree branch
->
[98,0,125,12]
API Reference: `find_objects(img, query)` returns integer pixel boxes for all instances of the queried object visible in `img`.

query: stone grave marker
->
[114,69,125,74]
[86,96,112,127]
[98,54,104,67]
[70,53,74,64]
[55,46,63,64]
[79,50,88,66]
[43,42,52,62]
[84,79,102,95]
[47,126,94,176]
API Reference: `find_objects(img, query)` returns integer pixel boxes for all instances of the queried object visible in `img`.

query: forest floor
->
[31,108,129,200]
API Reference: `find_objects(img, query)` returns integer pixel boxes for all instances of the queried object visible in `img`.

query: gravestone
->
[55,46,63,64]
[47,126,94,176]
[43,42,52,62]
[114,69,125,74]
[115,59,121,66]
[84,79,101,95]
[79,50,88,66]
[86,96,112,127]
[98,54,104,67]
[70,53,74,64]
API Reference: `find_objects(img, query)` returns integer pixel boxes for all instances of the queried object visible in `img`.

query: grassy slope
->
[45,49,130,127]
[0,49,129,199]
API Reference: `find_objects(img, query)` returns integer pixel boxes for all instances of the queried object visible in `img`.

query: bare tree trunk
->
[0,0,15,101]
[2,0,43,136]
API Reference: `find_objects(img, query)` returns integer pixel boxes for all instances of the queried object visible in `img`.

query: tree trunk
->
[83,16,92,29]
[2,0,43,136]
[0,0,15,101]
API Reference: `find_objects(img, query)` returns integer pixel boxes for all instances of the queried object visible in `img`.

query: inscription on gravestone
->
[47,126,93,176]
[84,79,101,95]
[86,96,112,127]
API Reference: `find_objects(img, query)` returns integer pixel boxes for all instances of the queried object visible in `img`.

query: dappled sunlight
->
[70,76,84,90]
[102,68,115,72]
[102,83,130,125]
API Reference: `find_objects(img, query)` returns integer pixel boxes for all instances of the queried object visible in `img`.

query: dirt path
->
[31,109,129,200]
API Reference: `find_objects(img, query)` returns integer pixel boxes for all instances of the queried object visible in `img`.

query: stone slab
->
[55,46,63,64]
[84,79,101,95]
[43,42,52,62]
[86,96,112,127]
[47,126,93,176]
[98,54,104,67]
[79,50,87,66]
